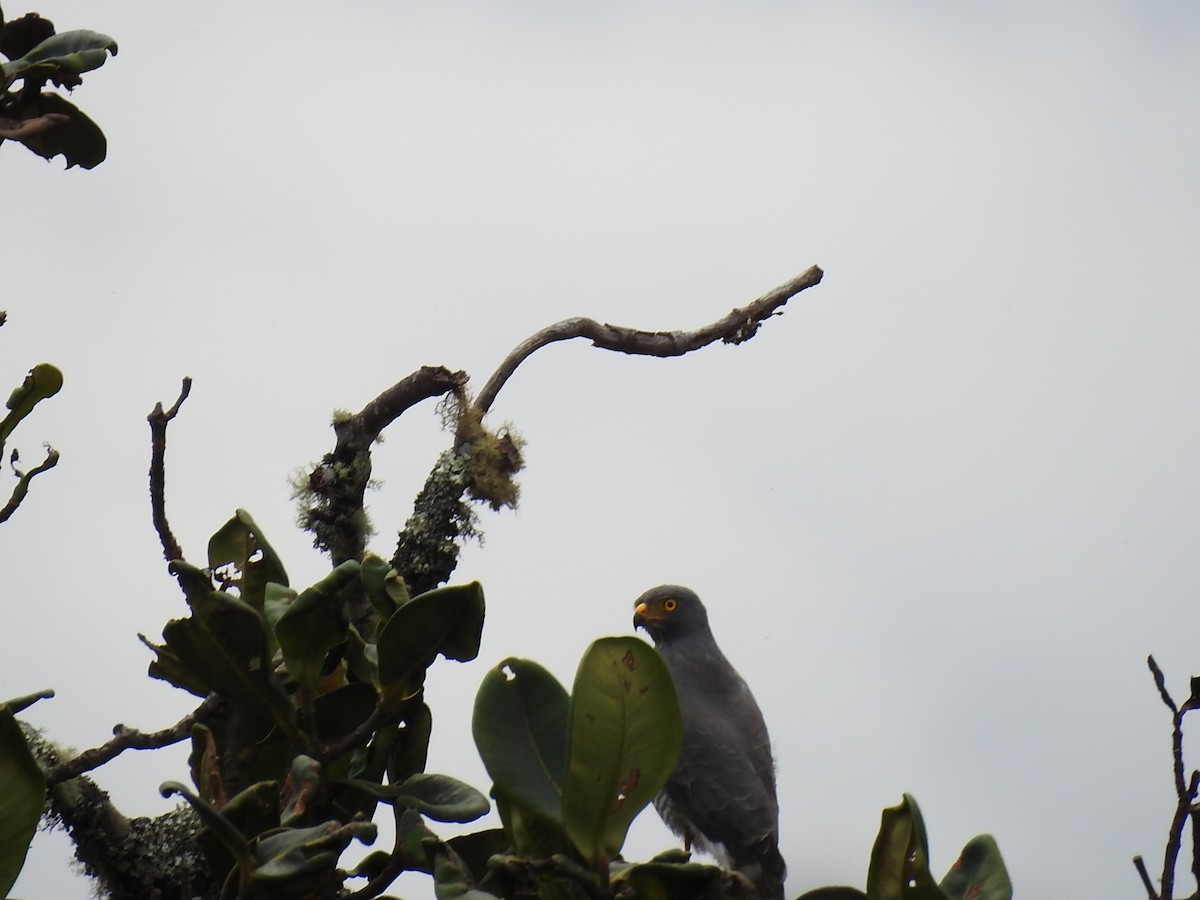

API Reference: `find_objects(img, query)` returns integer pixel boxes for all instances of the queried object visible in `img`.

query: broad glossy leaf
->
[339,773,489,823]
[270,562,356,692]
[866,794,945,900]
[159,561,301,746]
[377,582,484,712]
[196,780,279,884]
[473,657,568,825]
[251,818,377,883]
[939,835,1011,900]
[795,889,870,900]
[1,29,117,82]
[561,637,681,866]
[0,707,46,897]
[360,554,405,621]
[162,781,256,878]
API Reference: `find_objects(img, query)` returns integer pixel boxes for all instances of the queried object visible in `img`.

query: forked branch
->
[147,377,192,562]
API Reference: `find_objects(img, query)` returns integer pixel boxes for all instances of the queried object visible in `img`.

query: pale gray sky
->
[6,2,1200,897]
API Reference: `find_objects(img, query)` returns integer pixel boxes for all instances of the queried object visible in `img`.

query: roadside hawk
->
[633,584,786,900]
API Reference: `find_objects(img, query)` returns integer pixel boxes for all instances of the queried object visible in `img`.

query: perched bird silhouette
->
[633,584,786,900]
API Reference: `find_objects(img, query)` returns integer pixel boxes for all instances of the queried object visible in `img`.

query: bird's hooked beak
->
[632,600,657,630]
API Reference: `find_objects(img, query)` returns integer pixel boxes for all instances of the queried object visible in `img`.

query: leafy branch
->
[0,8,117,168]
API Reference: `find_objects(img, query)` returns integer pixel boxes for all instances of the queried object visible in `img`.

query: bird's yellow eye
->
[663,597,678,612]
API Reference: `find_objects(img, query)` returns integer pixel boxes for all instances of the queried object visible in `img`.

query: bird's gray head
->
[632,584,712,644]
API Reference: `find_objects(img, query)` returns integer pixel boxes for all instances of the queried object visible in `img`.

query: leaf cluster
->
[83,509,488,899]
[0,8,116,168]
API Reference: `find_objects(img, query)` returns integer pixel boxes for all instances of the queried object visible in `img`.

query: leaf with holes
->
[561,637,680,866]
[473,657,569,827]
[866,794,945,900]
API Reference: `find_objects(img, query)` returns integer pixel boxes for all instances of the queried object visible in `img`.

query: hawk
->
[634,584,786,900]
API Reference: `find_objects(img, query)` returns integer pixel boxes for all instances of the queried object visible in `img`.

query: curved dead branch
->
[473,264,823,415]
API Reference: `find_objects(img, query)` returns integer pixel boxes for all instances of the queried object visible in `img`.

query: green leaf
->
[208,509,289,613]
[796,889,870,900]
[0,707,46,898]
[195,780,280,884]
[1,363,62,452]
[866,794,945,900]
[1,29,117,85]
[360,554,406,621]
[158,561,303,747]
[377,582,484,713]
[473,657,569,826]
[339,773,489,823]
[251,818,377,883]
[561,637,681,867]
[939,835,1011,900]
[269,562,356,693]
[431,838,500,900]
[162,781,256,879]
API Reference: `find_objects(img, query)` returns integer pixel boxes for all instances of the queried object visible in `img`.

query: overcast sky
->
[6,2,1200,898]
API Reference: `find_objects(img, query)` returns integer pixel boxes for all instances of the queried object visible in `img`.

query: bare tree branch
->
[473,264,823,415]
[1133,855,1158,900]
[298,366,469,566]
[147,377,192,562]
[0,442,58,523]
[47,693,221,784]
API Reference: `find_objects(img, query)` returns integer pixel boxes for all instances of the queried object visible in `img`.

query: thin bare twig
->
[46,693,220,784]
[1162,770,1200,900]
[0,443,58,523]
[473,264,823,415]
[1133,855,1158,900]
[147,377,192,562]
[1151,655,1179,715]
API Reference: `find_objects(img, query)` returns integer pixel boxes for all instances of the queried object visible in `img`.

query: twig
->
[1133,855,1158,900]
[0,443,58,523]
[1163,770,1200,900]
[473,265,823,415]
[147,377,192,562]
[1151,656,1179,715]
[46,693,220,784]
